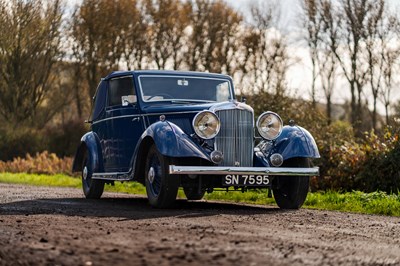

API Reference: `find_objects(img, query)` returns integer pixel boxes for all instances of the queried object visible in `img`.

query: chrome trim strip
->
[92,114,142,125]
[142,111,200,116]
[169,165,319,176]
[92,110,212,125]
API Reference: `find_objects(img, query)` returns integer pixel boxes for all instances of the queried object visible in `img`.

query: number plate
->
[223,175,270,186]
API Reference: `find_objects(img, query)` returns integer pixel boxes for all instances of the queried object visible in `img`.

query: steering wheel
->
[147,93,174,101]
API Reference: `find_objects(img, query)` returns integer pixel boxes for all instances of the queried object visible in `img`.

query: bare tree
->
[185,0,242,74]
[70,53,85,119]
[302,0,321,108]
[318,0,340,124]
[238,1,289,96]
[328,0,382,132]
[144,0,190,70]
[121,0,149,70]
[0,0,63,126]
[71,0,139,96]
[364,1,385,130]
[380,15,400,125]
[304,0,397,129]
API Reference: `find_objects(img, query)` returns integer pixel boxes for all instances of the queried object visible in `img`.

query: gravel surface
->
[0,183,400,266]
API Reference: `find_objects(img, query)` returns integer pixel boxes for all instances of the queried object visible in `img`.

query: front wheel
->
[145,144,179,208]
[272,157,310,209]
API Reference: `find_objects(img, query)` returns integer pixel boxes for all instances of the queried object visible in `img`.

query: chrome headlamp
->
[192,111,220,139]
[256,111,283,140]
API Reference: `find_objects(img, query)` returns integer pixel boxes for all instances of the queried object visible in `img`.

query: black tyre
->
[82,151,104,199]
[183,186,206,200]
[145,144,179,208]
[272,157,310,209]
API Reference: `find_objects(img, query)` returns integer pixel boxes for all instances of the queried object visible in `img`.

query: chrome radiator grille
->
[215,109,254,167]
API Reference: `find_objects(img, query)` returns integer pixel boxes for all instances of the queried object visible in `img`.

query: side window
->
[91,81,107,121]
[108,76,136,106]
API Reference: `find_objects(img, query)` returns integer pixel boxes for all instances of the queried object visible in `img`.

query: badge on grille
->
[234,161,240,166]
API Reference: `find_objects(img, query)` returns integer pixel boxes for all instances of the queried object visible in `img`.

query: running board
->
[92,171,132,181]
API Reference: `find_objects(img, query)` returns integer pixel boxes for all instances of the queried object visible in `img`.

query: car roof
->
[104,70,232,80]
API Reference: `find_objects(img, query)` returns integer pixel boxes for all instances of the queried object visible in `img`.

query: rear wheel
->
[183,186,206,200]
[82,151,104,199]
[272,157,310,209]
[145,144,179,208]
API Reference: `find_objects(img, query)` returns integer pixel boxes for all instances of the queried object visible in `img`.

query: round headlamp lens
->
[257,112,283,140]
[193,111,220,139]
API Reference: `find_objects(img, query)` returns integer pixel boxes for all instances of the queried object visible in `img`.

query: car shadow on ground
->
[0,195,289,220]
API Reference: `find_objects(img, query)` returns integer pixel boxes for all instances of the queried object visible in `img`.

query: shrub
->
[309,120,359,191]
[0,128,45,161]
[311,123,400,193]
[45,119,88,157]
[356,129,400,193]
[0,151,73,176]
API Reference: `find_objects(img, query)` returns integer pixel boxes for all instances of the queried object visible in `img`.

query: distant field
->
[0,173,399,216]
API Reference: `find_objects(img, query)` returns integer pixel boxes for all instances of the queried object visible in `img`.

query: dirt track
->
[0,183,400,266]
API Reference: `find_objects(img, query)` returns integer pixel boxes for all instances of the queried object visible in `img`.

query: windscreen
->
[139,75,232,103]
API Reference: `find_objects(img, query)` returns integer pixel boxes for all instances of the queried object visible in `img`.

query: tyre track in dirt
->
[0,183,399,266]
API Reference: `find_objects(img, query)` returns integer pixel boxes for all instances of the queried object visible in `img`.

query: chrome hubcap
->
[148,167,155,184]
[83,166,88,180]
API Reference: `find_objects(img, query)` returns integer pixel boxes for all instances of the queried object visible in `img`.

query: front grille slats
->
[215,109,254,167]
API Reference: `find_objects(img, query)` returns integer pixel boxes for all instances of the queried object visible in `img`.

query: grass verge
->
[1,173,399,217]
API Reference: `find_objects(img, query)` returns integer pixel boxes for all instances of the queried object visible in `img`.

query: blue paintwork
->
[130,119,212,181]
[73,70,320,182]
[104,105,144,172]
[253,152,270,167]
[264,125,320,161]
[72,132,104,173]
[134,121,210,161]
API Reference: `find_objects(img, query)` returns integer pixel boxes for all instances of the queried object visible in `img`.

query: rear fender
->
[72,132,103,173]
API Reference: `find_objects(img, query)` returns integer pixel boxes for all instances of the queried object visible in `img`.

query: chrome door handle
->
[132,117,140,122]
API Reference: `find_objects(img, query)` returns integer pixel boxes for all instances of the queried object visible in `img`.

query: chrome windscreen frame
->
[137,75,234,103]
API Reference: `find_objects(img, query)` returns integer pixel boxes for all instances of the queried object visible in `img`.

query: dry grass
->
[0,151,73,175]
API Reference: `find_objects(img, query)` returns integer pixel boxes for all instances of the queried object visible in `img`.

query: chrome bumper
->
[169,165,319,176]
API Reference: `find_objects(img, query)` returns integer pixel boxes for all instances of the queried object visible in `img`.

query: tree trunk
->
[326,95,332,125]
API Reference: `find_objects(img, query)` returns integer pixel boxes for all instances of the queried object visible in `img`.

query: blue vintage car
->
[72,70,320,209]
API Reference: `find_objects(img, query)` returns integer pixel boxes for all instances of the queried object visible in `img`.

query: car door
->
[104,75,144,172]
